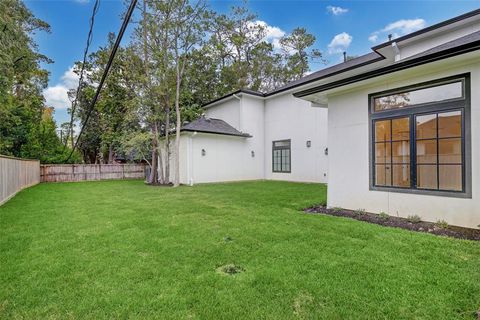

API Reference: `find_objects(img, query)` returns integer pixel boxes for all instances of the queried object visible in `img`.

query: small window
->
[273,140,291,173]
[373,80,463,112]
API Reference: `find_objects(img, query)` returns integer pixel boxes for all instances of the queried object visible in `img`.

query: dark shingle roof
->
[181,117,252,137]
[266,52,383,96]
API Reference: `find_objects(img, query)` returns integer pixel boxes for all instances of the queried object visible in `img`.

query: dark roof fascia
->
[294,38,480,98]
[181,129,252,138]
[264,54,384,97]
[201,89,264,108]
[371,8,480,51]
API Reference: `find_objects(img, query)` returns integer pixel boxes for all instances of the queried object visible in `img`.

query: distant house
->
[165,9,480,228]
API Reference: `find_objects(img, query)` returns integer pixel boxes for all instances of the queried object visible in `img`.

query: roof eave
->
[371,8,480,51]
[294,40,480,98]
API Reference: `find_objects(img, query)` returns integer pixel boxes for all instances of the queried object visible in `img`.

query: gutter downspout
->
[233,93,243,132]
[188,131,197,186]
[392,42,401,62]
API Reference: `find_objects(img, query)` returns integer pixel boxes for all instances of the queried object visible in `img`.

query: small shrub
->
[331,207,343,213]
[355,208,366,215]
[318,200,327,207]
[407,215,422,224]
[435,220,449,229]
[378,212,389,220]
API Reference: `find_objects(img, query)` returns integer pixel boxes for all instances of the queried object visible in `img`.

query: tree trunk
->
[149,123,159,185]
[173,72,181,187]
[108,144,114,164]
[157,145,165,184]
[164,103,170,184]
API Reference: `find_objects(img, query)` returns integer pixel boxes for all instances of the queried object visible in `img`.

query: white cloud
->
[368,34,378,43]
[327,6,348,16]
[328,32,352,54]
[43,67,79,110]
[61,67,80,89]
[251,20,286,51]
[369,18,426,43]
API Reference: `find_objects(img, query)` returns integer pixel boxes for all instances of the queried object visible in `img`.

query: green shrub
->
[378,212,389,220]
[435,220,449,229]
[407,215,422,224]
[331,207,343,213]
[355,208,366,215]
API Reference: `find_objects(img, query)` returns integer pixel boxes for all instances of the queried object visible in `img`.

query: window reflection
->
[374,81,463,112]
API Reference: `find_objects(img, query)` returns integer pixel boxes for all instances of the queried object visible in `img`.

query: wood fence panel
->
[0,155,40,205]
[40,164,145,182]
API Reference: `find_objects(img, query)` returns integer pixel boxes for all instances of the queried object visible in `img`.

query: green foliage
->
[355,208,366,215]
[0,0,69,161]
[379,212,390,220]
[435,220,449,229]
[119,131,152,164]
[407,215,422,224]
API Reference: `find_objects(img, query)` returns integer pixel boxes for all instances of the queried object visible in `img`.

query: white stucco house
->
[169,9,480,228]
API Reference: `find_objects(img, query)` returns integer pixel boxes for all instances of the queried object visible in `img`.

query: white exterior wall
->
[205,98,241,129]
[264,94,328,183]
[326,55,480,228]
[189,133,261,183]
[178,92,329,185]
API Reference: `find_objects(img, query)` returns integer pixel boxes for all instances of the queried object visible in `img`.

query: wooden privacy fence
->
[40,164,146,182]
[0,155,40,205]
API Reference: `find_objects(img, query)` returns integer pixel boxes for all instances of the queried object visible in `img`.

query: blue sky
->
[26,0,480,124]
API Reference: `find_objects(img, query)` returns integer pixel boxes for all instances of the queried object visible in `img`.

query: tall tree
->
[72,37,141,164]
[279,27,323,81]
[0,0,78,162]
[167,0,210,186]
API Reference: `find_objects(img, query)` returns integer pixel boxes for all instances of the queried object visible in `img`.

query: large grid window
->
[370,75,470,196]
[273,140,291,173]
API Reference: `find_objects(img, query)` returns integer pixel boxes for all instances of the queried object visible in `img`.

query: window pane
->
[416,114,437,139]
[416,139,437,164]
[375,142,391,164]
[438,111,461,138]
[375,120,391,142]
[417,165,437,189]
[392,118,410,140]
[273,150,280,171]
[374,81,463,111]
[393,164,410,187]
[375,164,391,186]
[392,140,409,163]
[273,140,290,148]
[439,165,462,191]
[439,138,461,163]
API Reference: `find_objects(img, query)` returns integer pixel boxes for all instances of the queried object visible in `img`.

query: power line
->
[66,0,138,162]
[64,0,100,150]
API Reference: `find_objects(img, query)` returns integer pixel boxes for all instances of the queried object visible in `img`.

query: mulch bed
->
[304,205,480,241]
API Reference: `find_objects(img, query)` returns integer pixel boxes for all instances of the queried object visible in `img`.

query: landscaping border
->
[304,205,480,241]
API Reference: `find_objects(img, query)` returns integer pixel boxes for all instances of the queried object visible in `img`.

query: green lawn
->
[1,180,479,319]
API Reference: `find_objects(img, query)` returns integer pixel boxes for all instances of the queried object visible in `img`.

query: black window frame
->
[368,73,471,198]
[272,139,291,173]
